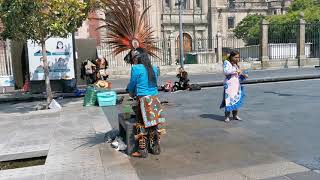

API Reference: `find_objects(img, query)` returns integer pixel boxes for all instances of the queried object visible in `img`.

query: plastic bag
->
[239,70,249,82]
[49,99,62,110]
[104,129,119,143]
[189,84,201,91]
[111,136,127,151]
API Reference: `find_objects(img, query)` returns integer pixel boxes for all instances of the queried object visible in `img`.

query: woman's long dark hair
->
[228,50,240,61]
[228,50,240,68]
[135,48,157,87]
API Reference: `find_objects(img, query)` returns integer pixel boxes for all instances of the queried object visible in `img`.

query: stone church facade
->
[77,0,292,46]
[141,0,292,42]
[76,0,292,66]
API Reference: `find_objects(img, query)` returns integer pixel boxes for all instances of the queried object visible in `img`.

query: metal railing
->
[174,37,217,64]
[268,24,298,59]
[97,27,320,67]
[227,1,268,10]
[97,39,172,68]
[306,23,320,58]
[222,36,260,61]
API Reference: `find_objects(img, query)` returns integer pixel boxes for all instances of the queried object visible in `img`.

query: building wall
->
[80,0,292,45]
[75,20,90,39]
[158,0,290,41]
[75,11,106,45]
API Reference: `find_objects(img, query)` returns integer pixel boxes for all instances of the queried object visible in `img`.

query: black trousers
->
[225,110,238,117]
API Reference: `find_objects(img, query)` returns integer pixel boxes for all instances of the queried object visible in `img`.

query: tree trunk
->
[41,41,53,108]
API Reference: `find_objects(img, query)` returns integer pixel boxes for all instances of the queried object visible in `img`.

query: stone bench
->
[118,113,136,155]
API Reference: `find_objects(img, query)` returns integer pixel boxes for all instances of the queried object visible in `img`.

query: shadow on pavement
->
[199,114,225,122]
[0,98,82,115]
[73,132,106,149]
[264,91,320,98]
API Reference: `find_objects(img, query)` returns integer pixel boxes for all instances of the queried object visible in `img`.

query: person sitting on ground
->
[176,67,190,90]
[96,57,109,80]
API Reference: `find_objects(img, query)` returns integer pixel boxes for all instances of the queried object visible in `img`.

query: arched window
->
[176,33,193,57]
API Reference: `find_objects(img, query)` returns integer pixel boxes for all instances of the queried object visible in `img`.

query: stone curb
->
[199,74,320,88]
[0,74,319,103]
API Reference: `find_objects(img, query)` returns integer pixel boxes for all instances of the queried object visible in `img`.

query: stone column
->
[170,33,177,65]
[193,0,197,10]
[194,29,198,51]
[171,0,176,10]
[216,33,223,63]
[189,0,193,9]
[297,13,306,67]
[202,0,208,14]
[5,39,13,76]
[163,31,169,65]
[197,30,205,50]
[260,19,269,68]
[208,7,217,49]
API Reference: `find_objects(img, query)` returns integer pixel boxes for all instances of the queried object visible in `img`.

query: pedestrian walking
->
[220,50,248,122]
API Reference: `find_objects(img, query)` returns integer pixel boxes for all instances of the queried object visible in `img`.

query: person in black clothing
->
[174,67,190,90]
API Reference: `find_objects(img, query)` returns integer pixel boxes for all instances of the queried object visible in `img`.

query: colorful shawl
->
[139,96,166,128]
[220,60,245,112]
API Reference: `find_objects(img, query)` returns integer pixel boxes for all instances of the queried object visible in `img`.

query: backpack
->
[189,84,201,91]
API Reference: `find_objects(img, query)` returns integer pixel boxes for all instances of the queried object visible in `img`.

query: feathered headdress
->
[98,0,158,62]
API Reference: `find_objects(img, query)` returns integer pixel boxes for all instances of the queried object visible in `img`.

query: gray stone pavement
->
[0,112,56,162]
[1,67,320,103]
[0,99,137,180]
[264,171,320,180]
[0,79,320,179]
[109,67,320,89]
[128,79,320,179]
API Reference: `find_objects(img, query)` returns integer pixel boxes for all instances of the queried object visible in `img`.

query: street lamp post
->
[175,0,184,69]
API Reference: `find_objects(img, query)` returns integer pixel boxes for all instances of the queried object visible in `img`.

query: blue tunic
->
[127,64,159,96]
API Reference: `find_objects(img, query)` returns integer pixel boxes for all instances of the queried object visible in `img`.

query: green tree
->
[234,0,320,45]
[288,0,314,12]
[0,0,92,107]
[233,14,264,45]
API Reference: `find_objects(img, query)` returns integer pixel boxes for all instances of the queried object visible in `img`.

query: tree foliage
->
[233,14,264,45]
[288,0,315,12]
[0,0,90,43]
[0,0,92,106]
[234,0,320,45]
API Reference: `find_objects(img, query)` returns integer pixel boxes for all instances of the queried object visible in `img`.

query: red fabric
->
[22,80,30,92]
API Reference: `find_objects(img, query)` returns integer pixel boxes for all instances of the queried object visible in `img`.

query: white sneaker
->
[224,117,230,122]
[234,116,242,121]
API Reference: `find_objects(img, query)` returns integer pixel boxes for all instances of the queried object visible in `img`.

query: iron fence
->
[97,39,172,67]
[223,36,260,61]
[268,23,298,59]
[174,37,217,64]
[306,23,320,58]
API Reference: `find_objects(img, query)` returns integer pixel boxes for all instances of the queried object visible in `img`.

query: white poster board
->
[27,35,75,81]
[0,76,14,86]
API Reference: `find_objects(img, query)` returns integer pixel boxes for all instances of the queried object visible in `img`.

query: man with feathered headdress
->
[102,0,166,158]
